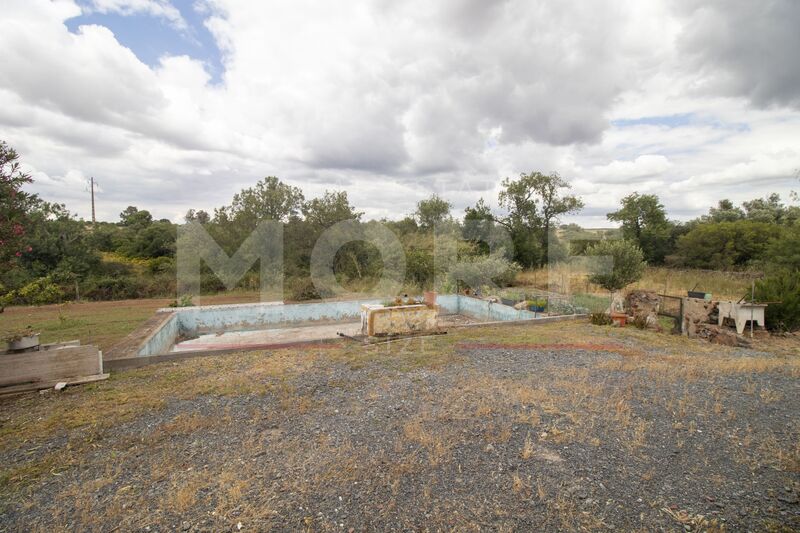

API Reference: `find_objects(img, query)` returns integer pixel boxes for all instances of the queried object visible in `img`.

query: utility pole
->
[90,176,96,225]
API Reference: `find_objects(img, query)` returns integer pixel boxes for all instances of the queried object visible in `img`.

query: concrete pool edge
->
[105,296,586,370]
[104,313,587,371]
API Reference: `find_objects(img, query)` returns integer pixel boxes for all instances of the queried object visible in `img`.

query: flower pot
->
[6,334,40,352]
[529,305,546,313]
[500,298,516,307]
[610,312,627,327]
[423,291,437,307]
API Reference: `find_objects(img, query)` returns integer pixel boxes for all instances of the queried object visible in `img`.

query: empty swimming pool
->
[133,295,543,358]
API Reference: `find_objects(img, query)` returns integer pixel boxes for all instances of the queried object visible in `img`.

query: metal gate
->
[658,294,684,333]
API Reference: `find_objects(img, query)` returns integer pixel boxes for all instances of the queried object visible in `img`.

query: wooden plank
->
[41,340,80,350]
[0,345,103,388]
[0,373,109,397]
[0,340,81,356]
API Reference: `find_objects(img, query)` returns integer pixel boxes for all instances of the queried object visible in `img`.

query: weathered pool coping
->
[104,296,586,371]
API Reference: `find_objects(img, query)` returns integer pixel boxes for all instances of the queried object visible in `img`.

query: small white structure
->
[717,301,767,335]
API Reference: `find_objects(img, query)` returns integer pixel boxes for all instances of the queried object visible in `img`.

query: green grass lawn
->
[0,293,262,352]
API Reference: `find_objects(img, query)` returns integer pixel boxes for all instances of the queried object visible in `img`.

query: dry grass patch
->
[512,473,531,498]
[403,418,453,466]
[520,433,535,459]
[599,350,800,384]
[514,265,752,301]
[149,412,229,443]
[169,471,208,513]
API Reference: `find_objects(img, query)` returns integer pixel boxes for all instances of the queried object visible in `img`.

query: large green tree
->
[764,223,800,271]
[19,201,100,283]
[210,177,305,253]
[742,193,799,225]
[703,199,745,223]
[184,209,210,224]
[463,198,495,254]
[119,206,153,229]
[498,171,583,267]
[607,192,673,264]
[302,190,362,229]
[414,194,452,230]
[675,220,775,269]
[216,176,305,226]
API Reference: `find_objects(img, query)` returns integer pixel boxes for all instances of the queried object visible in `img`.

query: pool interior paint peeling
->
[137,295,544,357]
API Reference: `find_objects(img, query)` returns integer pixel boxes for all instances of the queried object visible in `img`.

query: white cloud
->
[675,150,800,189]
[86,0,188,30]
[1,0,799,224]
[591,155,672,183]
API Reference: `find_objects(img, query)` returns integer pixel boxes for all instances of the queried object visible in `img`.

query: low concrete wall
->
[137,313,181,356]
[138,299,383,356]
[364,304,438,336]
[134,295,547,358]
[173,299,382,334]
[438,294,539,321]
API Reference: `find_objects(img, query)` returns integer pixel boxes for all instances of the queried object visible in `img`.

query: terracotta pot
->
[423,291,437,307]
[610,312,628,327]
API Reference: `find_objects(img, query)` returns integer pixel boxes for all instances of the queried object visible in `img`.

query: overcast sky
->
[2,0,799,226]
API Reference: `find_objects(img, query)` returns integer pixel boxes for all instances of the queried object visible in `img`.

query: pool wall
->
[138,299,382,356]
[437,294,539,321]
[136,295,539,357]
[138,313,181,357]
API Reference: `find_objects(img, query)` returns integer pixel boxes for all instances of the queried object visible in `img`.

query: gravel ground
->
[1,323,798,531]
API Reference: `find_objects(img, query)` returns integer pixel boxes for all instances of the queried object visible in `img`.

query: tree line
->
[1,139,798,328]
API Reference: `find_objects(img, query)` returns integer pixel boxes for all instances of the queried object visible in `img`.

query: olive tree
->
[586,239,646,293]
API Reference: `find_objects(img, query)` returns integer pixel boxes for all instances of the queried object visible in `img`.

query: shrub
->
[139,273,176,298]
[147,256,175,275]
[288,277,323,301]
[0,290,14,309]
[674,220,775,269]
[199,272,227,294]
[82,276,144,301]
[447,252,520,290]
[586,240,646,293]
[15,277,64,305]
[754,271,800,332]
[169,294,195,308]
[548,299,586,315]
[590,312,613,326]
[405,248,435,288]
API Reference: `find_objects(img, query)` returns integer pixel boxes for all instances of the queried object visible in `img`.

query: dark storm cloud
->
[677,0,800,109]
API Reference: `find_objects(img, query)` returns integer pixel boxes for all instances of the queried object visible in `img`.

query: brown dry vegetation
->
[1,320,799,530]
[517,265,757,300]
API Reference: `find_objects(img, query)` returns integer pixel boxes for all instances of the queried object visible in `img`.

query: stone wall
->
[625,290,661,327]
[682,297,718,337]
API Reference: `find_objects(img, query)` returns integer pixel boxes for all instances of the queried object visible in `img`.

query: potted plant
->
[585,240,646,327]
[528,298,547,313]
[500,296,516,307]
[500,291,520,307]
[4,326,40,351]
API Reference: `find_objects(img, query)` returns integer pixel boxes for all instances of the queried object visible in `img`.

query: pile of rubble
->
[625,290,661,328]
[621,290,754,346]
